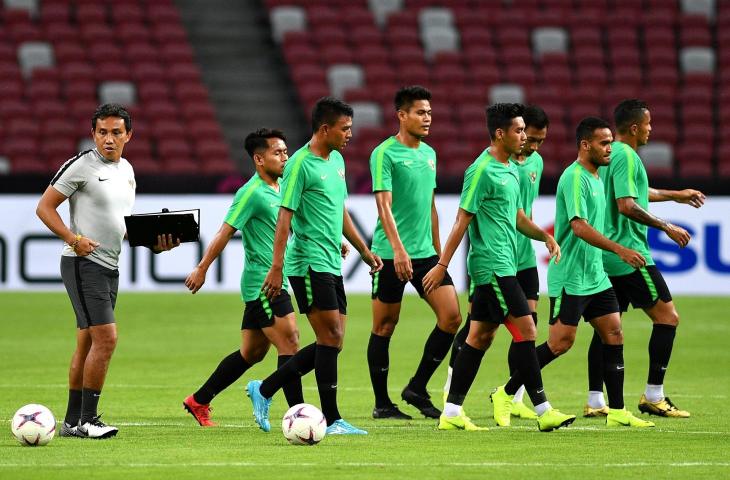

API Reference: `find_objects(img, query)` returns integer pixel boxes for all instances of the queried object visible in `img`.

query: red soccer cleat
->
[183,395,217,427]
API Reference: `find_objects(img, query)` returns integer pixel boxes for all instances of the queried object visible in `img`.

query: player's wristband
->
[437,262,448,268]
[69,234,82,250]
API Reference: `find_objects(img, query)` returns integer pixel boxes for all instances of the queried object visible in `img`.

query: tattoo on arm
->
[626,202,667,230]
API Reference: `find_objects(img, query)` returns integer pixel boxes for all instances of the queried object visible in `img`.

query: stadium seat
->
[532,27,569,57]
[638,142,674,177]
[17,42,54,78]
[368,0,403,27]
[677,144,713,178]
[421,26,459,59]
[3,0,38,16]
[680,0,715,20]
[680,47,715,73]
[418,7,454,30]
[489,84,525,105]
[327,64,364,98]
[350,102,382,134]
[270,6,307,43]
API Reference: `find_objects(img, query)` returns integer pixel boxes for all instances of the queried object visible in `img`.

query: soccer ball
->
[11,404,56,446]
[281,403,326,445]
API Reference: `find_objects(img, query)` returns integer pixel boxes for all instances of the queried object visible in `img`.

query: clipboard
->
[124,208,200,247]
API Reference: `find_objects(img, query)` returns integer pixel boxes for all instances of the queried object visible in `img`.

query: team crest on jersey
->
[428,158,435,171]
[337,168,345,179]
[529,171,537,184]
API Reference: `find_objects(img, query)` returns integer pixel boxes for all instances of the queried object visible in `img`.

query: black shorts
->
[471,275,532,324]
[242,290,295,330]
[609,265,672,312]
[371,255,454,303]
[289,268,347,315]
[60,256,118,329]
[516,266,539,301]
[549,287,620,326]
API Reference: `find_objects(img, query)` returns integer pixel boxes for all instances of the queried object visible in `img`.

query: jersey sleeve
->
[564,169,589,221]
[370,145,393,192]
[610,147,638,199]
[50,157,87,197]
[223,186,256,231]
[459,163,488,214]
[280,156,307,211]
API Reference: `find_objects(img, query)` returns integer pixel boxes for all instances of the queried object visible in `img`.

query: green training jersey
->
[370,136,437,259]
[459,148,523,286]
[224,173,288,302]
[548,162,612,296]
[599,141,655,276]
[511,151,543,271]
[281,144,348,277]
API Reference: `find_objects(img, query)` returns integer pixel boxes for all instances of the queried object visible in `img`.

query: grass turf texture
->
[1,292,729,479]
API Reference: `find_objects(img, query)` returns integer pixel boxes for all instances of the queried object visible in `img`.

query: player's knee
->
[373,315,398,336]
[549,336,575,356]
[437,311,462,334]
[278,330,300,355]
[469,330,495,350]
[318,324,344,345]
[242,345,268,364]
[663,309,679,327]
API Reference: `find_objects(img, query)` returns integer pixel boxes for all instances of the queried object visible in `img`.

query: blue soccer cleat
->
[246,380,272,432]
[325,419,368,435]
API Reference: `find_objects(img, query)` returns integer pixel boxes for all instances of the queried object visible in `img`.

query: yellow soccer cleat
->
[511,400,538,420]
[583,404,610,417]
[537,408,576,432]
[437,414,488,431]
[490,386,513,427]
[606,408,656,428]
[638,395,690,418]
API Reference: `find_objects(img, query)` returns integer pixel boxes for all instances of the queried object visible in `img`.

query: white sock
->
[535,401,551,416]
[645,384,664,403]
[444,402,461,417]
[443,367,453,393]
[588,391,606,408]
[513,385,526,403]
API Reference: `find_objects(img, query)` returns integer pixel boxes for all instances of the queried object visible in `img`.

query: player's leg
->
[61,328,91,436]
[369,261,410,418]
[442,279,473,403]
[509,267,539,418]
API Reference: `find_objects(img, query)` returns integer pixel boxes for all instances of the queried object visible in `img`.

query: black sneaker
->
[77,414,118,439]
[372,404,413,420]
[59,421,83,438]
[401,385,441,419]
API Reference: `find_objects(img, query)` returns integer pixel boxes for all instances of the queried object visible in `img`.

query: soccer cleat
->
[325,419,367,435]
[583,404,610,417]
[490,385,513,427]
[246,380,272,432]
[442,391,466,416]
[511,400,538,419]
[77,415,118,439]
[59,421,82,437]
[183,394,217,427]
[401,384,441,419]
[437,414,488,431]
[638,395,690,418]
[372,404,413,420]
[537,408,576,432]
[606,408,656,427]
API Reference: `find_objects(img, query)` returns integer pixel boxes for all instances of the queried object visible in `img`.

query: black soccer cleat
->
[372,403,413,420]
[401,385,441,419]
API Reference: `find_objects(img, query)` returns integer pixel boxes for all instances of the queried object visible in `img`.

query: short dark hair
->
[244,128,287,159]
[613,99,649,134]
[486,103,524,140]
[523,105,549,130]
[576,117,612,147]
[311,97,353,133]
[394,85,431,111]
[92,103,132,132]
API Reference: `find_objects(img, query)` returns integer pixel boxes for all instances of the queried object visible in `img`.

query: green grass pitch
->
[1,292,729,479]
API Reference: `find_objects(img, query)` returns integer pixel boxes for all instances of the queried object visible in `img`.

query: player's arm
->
[375,190,411,280]
[648,187,705,208]
[616,196,690,248]
[36,185,99,256]
[431,192,441,257]
[262,207,294,299]
[516,208,561,263]
[422,208,473,295]
[570,218,646,268]
[184,222,236,293]
[343,208,383,274]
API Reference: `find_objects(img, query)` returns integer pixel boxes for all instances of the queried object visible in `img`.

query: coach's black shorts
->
[60,256,118,329]
[609,265,672,312]
[471,275,532,324]
[549,287,620,326]
[516,266,539,301]
[371,255,454,303]
[289,268,347,315]
[242,290,295,330]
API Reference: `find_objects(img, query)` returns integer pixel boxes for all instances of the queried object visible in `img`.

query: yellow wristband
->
[70,234,82,249]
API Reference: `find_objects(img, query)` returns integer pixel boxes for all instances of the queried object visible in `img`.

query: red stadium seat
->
[676,144,712,178]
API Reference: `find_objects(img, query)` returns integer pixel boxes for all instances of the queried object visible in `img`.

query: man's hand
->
[184,266,207,294]
[545,235,561,264]
[393,248,413,282]
[341,242,350,259]
[664,223,691,248]
[262,265,284,300]
[675,189,706,209]
[422,264,446,296]
[152,234,181,252]
[618,247,647,268]
[72,236,99,256]
[361,250,384,275]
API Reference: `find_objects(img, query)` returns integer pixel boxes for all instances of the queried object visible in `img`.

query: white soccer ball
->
[281,403,326,445]
[11,404,56,446]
